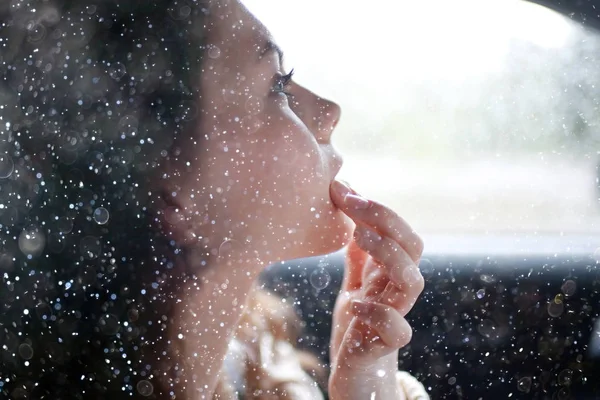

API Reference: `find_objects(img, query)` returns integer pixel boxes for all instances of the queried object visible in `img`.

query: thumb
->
[341,235,368,292]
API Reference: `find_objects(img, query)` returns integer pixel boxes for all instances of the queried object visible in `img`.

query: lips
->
[316,144,343,181]
[330,148,344,178]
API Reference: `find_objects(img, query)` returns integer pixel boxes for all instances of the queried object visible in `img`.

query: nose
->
[290,84,342,143]
[315,97,341,143]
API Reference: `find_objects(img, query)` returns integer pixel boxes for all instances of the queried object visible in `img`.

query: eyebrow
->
[259,38,284,66]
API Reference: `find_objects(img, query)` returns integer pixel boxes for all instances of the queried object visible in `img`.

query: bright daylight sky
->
[244,0,572,95]
[243,0,574,155]
[242,0,599,236]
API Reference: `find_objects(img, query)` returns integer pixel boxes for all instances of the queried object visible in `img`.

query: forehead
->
[206,0,270,58]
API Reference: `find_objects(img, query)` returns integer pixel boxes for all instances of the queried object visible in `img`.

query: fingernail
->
[351,299,373,316]
[332,180,351,198]
[403,265,422,284]
[344,194,370,210]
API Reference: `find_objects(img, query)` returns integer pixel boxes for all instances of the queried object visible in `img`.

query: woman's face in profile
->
[165,0,352,262]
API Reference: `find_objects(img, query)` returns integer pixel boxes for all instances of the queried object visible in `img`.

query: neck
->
[150,244,265,399]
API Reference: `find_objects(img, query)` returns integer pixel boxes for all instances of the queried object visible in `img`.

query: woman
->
[0,0,428,398]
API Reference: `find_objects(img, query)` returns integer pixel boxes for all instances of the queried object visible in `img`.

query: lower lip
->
[333,155,344,176]
[333,163,343,178]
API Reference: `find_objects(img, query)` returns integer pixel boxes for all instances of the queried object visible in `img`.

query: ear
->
[340,233,369,292]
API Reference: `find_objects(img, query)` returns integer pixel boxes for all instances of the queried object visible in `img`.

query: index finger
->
[330,181,424,263]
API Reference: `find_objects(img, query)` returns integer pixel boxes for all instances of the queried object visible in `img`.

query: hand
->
[327,180,425,399]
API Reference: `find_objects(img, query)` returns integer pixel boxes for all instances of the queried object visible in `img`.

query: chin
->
[299,208,354,259]
[280,197,353,261]
[329,209,354,250]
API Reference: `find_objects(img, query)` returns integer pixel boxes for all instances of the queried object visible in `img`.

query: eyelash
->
[272,69,295,98]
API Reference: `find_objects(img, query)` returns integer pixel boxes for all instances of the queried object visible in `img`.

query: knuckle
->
[388,238,402,254]
[371,302,392,319]
[414,272,425,291]
[381,240,402,267]
[381,313,413,348]
[374,204,399,227]
[393,326,413,348]
[382,239,399,261]
[363,284,381,300]
[363,199,383,217]
[413,234,425,256]
[379,302,395,314]
[402,276,424,299]
[383,206,399,221]
[390,335,407,349]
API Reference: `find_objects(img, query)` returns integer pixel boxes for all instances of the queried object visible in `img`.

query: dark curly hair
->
[0,1,211,398]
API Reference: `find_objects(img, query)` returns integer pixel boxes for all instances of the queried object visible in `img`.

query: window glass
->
[246,0,600,236]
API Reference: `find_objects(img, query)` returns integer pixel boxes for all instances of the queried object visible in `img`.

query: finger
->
[350,300,412,349]
[341,236,369,292]
[353,225,424,309]
[334,316,398,367]
[330,182,424,263]
[354,224,424,288]
[377,281,415,317]
[334,302,413,368]
[346,199,423,264]
[329,288,363,362]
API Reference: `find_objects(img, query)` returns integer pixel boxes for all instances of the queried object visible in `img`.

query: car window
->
[246,0,600,237]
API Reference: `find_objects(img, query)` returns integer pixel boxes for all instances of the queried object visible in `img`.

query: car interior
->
[257,1,600,398]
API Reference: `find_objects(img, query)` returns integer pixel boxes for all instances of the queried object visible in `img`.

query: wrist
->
[329,366,402,400]
[329,376,403,400]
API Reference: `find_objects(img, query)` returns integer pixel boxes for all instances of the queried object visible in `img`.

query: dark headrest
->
[527,0,600,32]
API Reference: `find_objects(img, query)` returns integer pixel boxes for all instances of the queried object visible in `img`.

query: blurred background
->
[245,0,600,238]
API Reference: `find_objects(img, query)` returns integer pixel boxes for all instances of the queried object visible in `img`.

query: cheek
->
[268,130,326,190]
[230,104,331,205]
[282,155,332,217]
